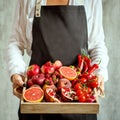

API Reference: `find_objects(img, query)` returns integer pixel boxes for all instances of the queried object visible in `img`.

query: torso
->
[30,1,88,66]
[46,0,69,5]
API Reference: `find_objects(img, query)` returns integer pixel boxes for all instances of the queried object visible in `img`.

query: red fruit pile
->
[25,54,100,103]
[27,60,63,87]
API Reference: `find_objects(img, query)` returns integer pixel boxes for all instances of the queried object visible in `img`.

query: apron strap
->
[35,0,42,17]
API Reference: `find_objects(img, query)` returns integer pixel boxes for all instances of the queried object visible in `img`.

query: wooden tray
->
[20,84,99,114]
[20,101,99,114]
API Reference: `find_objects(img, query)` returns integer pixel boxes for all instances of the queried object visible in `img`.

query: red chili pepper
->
[88,64,99,74]
[82,61,88,73]
[83,56,91,68]
[77,54,84,72]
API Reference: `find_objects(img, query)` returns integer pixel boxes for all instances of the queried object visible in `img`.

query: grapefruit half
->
[23,86,44,102]
[59,66,77,80]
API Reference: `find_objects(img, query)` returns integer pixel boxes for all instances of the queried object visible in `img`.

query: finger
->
[13,89,22,99]
[12,75,24,87]
[95,81,105,97]
[97,75,104,90]
[13,85,22,99]
[97,87,105,97]
[12,83,17,88]
[97,75,102,86]
[100,80,104,92]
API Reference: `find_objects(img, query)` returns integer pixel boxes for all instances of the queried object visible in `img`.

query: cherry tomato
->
[84,92,90,99]
[76,89,84,97]
[87,76,99,88]
[87,87,92,94]
[80,78,87,83]
[78,95,86,102]
[88,80,98,88]
[74,83,82,91]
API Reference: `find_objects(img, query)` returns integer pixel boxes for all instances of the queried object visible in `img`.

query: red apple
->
[41,65,55,74]
[46,66,55,74]
[53,60,62,69]
[27,64,40,78]
[32,73,45,86]
[27,79,34,87]
[44,61,52,66]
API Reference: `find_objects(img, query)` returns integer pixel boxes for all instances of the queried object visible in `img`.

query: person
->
[6,0,109,120]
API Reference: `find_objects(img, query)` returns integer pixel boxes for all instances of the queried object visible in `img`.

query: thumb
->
[12,74,25,87]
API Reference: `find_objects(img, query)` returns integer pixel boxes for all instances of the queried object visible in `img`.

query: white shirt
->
[6,0,109,81]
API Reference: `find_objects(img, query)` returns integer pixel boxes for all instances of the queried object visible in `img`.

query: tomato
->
[76,89,84,97]
[74,83,82,91]
[88,80,98,88]
[83,87,92,94]
[27,64,40,78]
[86,87,92,94]
[84,92,90,98]
[78,95,86,102]
[87,76,99,88]
[80,78,87,83]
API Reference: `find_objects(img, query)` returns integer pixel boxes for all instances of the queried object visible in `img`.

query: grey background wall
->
[0,0,120,120]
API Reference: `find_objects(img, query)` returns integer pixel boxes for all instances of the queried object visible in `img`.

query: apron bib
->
[29,3,88,66]
[19,0,97,120]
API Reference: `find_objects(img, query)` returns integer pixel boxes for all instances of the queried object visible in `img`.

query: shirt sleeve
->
[87,0,109,82]
[6,0,27,78]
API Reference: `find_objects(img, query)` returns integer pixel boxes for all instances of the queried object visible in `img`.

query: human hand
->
[95,74,105,97]
[11,74,25,99]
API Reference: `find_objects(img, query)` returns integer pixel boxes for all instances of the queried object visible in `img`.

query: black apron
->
[29,5,88,66]
[19,1,97,120]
